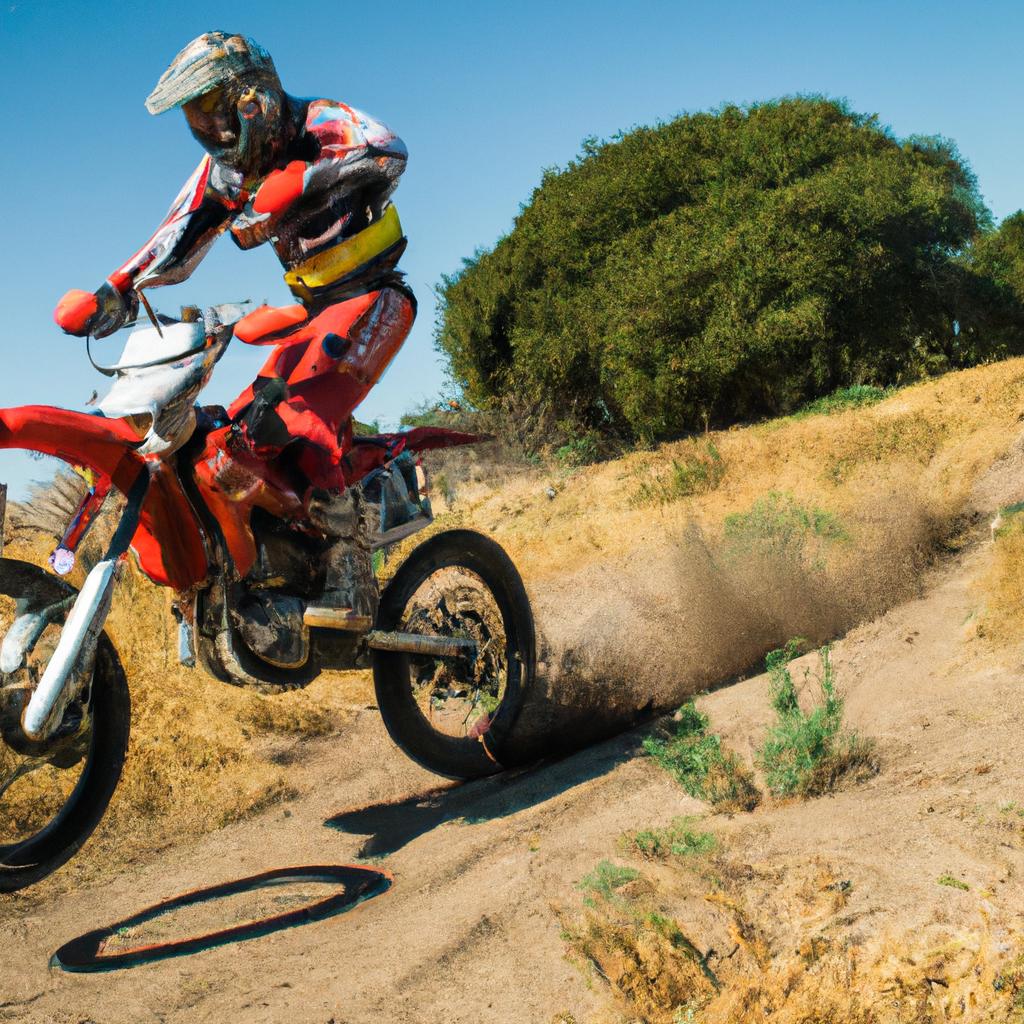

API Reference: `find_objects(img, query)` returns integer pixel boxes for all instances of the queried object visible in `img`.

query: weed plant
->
[621,817,716,860]
[724,492,848,566]
[643,703,760,813]
[577,860,640,907]
[631,441,725,506]
[791,384,891,419]
[554,433,602,468]
[756,642,878,798]
[565,861,719,1022]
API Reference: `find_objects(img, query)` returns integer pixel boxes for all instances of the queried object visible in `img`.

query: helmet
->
[146,32,287,176]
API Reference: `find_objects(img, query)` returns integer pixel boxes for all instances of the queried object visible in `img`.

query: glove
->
[54,289,98,336]
[231,202,274,250]
[54,282,137,338]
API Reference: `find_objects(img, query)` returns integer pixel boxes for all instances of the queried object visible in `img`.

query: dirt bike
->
[0,302,535,892]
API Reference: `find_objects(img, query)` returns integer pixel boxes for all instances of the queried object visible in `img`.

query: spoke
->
[401,568,508,741]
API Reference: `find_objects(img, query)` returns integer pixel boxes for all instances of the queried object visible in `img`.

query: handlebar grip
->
[54,289,99,336]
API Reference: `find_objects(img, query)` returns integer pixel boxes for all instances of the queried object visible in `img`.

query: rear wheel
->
[372,530,534,779]
[0,559,130,892]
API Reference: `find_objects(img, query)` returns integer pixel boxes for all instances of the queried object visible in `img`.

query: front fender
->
[0,405,145,492]
[0,406,209,591]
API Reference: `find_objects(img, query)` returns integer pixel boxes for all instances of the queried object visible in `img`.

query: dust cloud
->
[503,485,951,762]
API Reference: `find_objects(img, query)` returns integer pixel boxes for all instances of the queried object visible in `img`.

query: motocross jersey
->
[108,97,408,303]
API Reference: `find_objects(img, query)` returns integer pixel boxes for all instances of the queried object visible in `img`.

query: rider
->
[53,32,415,620]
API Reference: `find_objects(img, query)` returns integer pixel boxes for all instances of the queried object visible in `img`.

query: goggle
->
[183,87,238,147]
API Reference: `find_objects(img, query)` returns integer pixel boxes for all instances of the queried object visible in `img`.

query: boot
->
[303,488,379,632]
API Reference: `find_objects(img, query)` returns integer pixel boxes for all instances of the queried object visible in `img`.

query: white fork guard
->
[21,559,117,740]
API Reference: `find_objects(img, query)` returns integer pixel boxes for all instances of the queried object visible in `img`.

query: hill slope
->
[1,532,1023,1022]
[4,360,1024,1021]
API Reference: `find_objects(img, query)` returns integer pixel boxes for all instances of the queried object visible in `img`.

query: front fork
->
[11,469,149,741]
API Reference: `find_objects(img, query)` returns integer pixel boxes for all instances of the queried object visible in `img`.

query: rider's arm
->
[251,101,407,221]
[110,156,239,292]
[55,157,240,337]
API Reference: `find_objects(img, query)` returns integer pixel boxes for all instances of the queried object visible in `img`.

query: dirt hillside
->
[3,361,1024,1021]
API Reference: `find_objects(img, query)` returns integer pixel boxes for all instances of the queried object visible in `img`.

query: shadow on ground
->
[325,725,648,857]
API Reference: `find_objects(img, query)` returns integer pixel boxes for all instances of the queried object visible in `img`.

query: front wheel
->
[372,530,535,779]
[0,559,130,892]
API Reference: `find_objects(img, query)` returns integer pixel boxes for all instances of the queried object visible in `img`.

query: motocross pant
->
[227,284,416,493]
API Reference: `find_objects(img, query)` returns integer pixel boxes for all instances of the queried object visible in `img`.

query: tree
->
[435,97,1020,445]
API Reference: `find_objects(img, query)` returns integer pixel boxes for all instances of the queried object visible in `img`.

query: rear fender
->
[388,426,491,454]
[345,426,490,486]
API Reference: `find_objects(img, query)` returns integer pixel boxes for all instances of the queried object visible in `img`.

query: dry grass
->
[431,360,1024,761]
[563,863,724,1024]
[455,359,1024,587]
[629,439,726,507]
[0,527,368,893]
[976,512,1024,644]
[563,850,1024,1024]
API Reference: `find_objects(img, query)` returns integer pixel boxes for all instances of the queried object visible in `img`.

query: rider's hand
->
[54,283,137,338]
[90,283,138,338]
[232,203,274,248]
[54,289,98,336]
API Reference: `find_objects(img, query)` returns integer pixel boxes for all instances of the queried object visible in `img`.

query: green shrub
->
[631,441,725,506]
[756,643,877,797]
[577,860,640,907]
[621,817,717,859]
[554,433,602,468]
[791,384,891,418]
[723,492,848,571]
[436,97,1017,446]
[643,703,760,812]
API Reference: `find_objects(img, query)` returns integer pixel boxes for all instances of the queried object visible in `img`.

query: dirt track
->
[2,535,1024,1023]
[7,364,1024,1022]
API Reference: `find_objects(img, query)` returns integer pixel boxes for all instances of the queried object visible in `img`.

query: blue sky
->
[1,0,1022,497]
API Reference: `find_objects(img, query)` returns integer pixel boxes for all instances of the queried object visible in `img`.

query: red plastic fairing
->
[343,438,399,485]
[398,426,491,453]
[234,303,309,345]
[0,406,144,492]
[0,406,210,592]
[133,462,210,590]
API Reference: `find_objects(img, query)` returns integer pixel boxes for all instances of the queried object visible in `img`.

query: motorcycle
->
[0,302,535,892]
